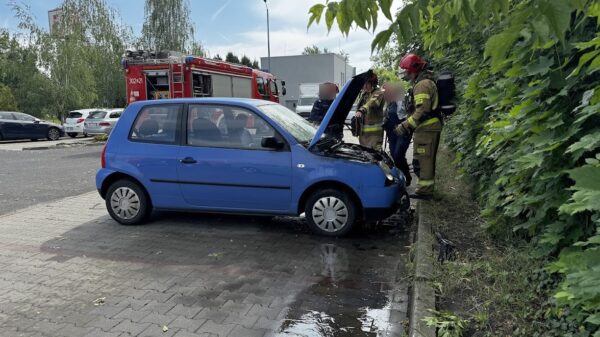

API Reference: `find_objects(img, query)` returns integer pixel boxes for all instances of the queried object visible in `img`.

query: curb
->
[408,200,436,337]
[21,140,105,151]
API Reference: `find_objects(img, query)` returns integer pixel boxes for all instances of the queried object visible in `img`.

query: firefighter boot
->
[412,120,442,197]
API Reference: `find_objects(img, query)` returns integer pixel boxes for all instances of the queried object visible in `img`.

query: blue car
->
[96,71,407,236]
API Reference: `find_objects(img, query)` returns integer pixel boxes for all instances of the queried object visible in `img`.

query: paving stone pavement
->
[0,191,411,337]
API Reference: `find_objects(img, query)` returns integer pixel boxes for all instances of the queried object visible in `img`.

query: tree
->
[0,84,18,111]
[225,52,240,64]
[142,0,194,52]
[302,45,330,55]
[240,55,252,67]
[213,54,222,61]
[251,60,259,69]
[189,41,206,57]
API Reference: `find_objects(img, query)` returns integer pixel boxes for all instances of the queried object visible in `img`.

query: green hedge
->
[309,0,599,335]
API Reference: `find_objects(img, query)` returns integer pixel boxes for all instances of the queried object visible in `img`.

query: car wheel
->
[106,179,151,226]
[0,131,3,141]
[83,133,89,137]
[67,133,77,138]
[305,189,356,236]
[47,127,61,141]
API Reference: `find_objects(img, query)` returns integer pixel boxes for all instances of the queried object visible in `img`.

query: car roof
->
[69,108,107,113]
[129,98,277,109]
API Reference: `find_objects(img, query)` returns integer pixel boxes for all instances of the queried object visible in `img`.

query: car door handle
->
[179,157,197,164]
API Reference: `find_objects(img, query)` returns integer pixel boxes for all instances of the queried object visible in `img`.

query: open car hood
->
[308,70,373,149]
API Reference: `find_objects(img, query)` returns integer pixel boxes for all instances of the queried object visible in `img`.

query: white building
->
[261,54,356,110]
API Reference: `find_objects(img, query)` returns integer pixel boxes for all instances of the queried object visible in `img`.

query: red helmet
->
[399,53,427,74]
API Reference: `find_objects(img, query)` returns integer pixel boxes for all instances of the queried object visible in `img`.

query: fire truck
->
[122,50,285,104]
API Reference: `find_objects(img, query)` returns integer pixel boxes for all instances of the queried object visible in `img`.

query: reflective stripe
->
[414,93,430,105]
[417,179,435,187]
[419,117,441,128]
[363,125,383,132]
[407,117,418,128]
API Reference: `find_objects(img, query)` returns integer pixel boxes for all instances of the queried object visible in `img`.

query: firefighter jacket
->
[357,89,385,134]
[398,71,440,133]
[309,98,333,124]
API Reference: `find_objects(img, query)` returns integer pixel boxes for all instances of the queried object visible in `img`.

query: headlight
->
[378,162,395,181]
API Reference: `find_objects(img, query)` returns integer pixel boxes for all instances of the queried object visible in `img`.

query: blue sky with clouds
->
[1,0,399,71]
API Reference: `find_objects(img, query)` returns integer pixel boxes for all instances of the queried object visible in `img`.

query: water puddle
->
[274,242,406,336]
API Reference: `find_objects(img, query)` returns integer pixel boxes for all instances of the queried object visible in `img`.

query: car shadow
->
[39,210,411,268]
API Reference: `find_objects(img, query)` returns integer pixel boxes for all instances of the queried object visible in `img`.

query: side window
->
[256,77,266,96]
[15,113,35,122]
[129,104,182,144]
[0,112,15,120]
[109,111,122,118]
[269,80,278,96]
[187,104,278,150]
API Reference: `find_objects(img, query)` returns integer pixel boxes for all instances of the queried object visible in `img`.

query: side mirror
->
[281,80,286,86]
[261,136,285,150]
[34,118,41,124]
[293,102,297,108]
[282,87,287,96]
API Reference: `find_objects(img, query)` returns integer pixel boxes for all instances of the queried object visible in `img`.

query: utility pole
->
[263,0,271,72]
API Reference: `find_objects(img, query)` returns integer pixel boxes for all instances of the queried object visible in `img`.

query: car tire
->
[83,133,89,137]
[67,133,77,138]
[0,131,3,141]
[105,179,151,226]
[47,127,61,141]
[305,188,356,236]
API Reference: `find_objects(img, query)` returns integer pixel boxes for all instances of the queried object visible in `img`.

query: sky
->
[0,0,400,72]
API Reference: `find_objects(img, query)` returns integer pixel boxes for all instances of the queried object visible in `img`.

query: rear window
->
[68,112,83,118]
[129,104,182,144]
[89,111,107,119]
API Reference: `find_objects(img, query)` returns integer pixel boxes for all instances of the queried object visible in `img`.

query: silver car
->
[83,109,123,135]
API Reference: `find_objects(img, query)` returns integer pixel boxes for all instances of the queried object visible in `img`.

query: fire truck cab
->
[122,50,285,104]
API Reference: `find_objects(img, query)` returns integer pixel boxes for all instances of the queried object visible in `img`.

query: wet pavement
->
[0,192,412,337]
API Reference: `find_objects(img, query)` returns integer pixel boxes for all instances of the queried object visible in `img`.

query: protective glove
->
[394,123,411,137]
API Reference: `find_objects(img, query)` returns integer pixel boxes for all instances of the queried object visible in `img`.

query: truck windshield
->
[258,104,317,145]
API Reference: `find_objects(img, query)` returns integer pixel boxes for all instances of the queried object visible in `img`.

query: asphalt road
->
[0,146,102,215]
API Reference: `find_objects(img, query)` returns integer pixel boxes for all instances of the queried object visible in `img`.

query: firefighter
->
[309,82,343,140]
[382,82,412,186]
[394,53,442,198]
[355,73,384,150]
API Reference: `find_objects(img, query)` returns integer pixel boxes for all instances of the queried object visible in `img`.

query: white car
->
[84,109,123,135]
[63,109,100,138]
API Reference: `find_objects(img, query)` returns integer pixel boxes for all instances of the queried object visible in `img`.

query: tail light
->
[101,144,106,168]
[77,118,85,123]
[99,122,111,126]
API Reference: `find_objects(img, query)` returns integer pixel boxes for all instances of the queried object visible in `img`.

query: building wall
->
[261,54,356,110]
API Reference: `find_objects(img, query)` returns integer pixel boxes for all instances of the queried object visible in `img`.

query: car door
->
[14,113,43,139]
[177,104,292,212]
[0,112,18,139]
[126,103,184,208]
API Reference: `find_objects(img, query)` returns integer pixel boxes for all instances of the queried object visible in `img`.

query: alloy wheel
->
[48,128,60,141]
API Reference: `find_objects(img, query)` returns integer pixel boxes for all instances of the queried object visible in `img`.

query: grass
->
[425,142,546,337]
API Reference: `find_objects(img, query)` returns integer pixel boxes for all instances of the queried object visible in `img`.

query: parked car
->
[84,109,123,135]
[96,71,407,236]
[0,111,64,141]
[64,109,98,138]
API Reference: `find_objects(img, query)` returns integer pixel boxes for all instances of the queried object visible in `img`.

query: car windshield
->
[258,104,317,144]
[89,110,107,119]
[299,97,316,106]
